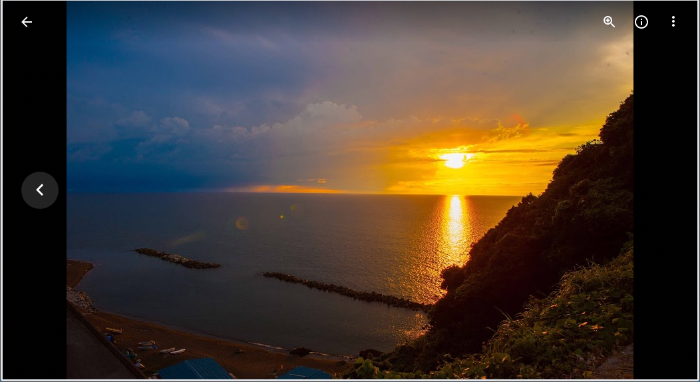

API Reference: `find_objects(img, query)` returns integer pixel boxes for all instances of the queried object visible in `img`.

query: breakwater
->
[133,248,221,269]
[262,272,431,312]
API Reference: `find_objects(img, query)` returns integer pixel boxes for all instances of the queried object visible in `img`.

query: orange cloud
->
[226,184,342,194]
[298,178,328,184]
[488,122,530,142]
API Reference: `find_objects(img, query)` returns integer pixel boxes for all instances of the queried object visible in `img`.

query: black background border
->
[633,1,698,379]
[1,0,699,379]
[3,1,68,379]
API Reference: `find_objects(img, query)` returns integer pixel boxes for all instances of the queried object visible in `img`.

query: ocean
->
[67,193,521,356]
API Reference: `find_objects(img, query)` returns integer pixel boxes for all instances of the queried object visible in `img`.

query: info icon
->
[635,15,648,29]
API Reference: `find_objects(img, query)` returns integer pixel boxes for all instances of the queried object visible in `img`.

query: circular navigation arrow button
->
[22,172,59,209]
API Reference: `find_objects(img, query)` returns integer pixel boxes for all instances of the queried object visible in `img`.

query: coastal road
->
[67,305,143,379]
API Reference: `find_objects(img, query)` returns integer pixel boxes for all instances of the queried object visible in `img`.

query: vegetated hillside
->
[378,94,633,373]
[349,241,634,379]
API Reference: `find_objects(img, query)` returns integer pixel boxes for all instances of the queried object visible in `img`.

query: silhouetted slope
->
[347,242,634,379]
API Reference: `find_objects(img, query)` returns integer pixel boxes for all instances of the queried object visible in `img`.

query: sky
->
[67,2,633,195]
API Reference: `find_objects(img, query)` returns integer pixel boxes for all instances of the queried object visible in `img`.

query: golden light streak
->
[439,195,470,265]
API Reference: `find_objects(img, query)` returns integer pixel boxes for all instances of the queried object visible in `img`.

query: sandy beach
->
[67,260,94,288]
[67,259,352,378]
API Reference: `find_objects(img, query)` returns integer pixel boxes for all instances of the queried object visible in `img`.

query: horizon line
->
[65,190,527,197]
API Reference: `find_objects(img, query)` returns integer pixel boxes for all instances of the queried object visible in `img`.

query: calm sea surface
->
[67,193,521,355]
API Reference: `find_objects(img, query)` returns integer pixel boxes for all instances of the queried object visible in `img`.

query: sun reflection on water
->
[396,195,518,307]
[407,195,474,305]
[440,195,471,266]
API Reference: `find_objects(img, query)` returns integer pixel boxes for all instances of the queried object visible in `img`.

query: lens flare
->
[171,230,206,246]
[235,217,249,230]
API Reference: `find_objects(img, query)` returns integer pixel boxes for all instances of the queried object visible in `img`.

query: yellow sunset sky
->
[68,2,633,195]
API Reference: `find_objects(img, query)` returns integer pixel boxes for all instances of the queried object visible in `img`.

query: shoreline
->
[67,259,353,378]
[96,308,354,362]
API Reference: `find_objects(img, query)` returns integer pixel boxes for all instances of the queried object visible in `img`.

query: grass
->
[347,241,634,379]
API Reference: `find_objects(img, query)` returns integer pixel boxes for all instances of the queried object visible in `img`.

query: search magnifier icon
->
[603,16,615,27]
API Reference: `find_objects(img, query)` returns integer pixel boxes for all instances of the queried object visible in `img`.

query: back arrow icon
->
[23,17,32,27]
[37,184,43,196]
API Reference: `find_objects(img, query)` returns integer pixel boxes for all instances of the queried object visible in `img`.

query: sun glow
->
[440,153,473,169]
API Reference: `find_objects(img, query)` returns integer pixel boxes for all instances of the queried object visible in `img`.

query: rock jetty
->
[67,286,96,312]
[261,272,431,312]
[133,248,221,269]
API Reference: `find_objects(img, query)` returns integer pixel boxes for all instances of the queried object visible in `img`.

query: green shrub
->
[346,243,634,379]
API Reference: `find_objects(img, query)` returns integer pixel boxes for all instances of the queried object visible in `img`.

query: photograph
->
[65,2,634,379]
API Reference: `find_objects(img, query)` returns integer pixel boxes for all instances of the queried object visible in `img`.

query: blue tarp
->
[278,366,332,379]
[159,357,233,379]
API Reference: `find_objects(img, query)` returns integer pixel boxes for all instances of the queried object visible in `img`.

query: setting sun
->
[440,153,472,169]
